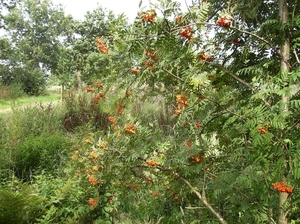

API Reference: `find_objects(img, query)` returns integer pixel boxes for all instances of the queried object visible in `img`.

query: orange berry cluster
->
[272,181,292,194]
[124,124,136,134]
[89,174,100,185]
[258,126,268,134]
[96,37,108,54]
[217,16,232,27]
[175,15,185,26]
[179,26,192,40]
[141,11,155,23]
[174,94,189,114]
[146,159,159,167]
[131,67,139,74]
[186,141,192,148]
[116,103,123,114]
[85,86,94,93]
[89,198,97,208]
[108,116,116,123]
[94,81,103,88]
[145,51,157,61]
[92,93,106,104]
[192,156,201,163]
[199,52,213,61]
[232,39,242,46]
[128,184,138,190]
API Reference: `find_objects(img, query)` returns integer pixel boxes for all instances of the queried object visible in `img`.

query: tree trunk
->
[60,84,64,101]
[77,69,82,92]
[278,0,290,223]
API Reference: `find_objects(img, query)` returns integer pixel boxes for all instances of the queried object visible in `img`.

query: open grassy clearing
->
[0,93,61,112]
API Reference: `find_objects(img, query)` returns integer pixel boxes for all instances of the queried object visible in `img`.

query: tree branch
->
[179,175,228,224]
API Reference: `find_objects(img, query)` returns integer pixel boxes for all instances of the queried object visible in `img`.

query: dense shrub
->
[0,185,44,224]
[0,82,25,100]
[5,102,64,142]
[63,91,109,132]
[12,133,70,180]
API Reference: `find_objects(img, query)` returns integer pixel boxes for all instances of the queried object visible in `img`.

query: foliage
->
[1,0,300,223]
[11,132,70,180]
[1,0,73,95]
[62,91,109,132]
[0,82,25,100]
[0,184,44,224]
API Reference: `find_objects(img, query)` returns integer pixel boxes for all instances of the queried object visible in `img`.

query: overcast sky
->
[51,0,191,22]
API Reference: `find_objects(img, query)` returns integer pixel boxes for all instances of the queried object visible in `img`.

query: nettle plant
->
[73,0,300,223]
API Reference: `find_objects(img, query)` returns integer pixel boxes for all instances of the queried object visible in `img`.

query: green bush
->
[12,133,70,180]
[63,91,109,132]
[5,102,65,142]
[0,82,25,100]
[0,185,44,224]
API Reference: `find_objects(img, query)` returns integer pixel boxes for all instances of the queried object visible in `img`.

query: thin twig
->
[162,68,185,82]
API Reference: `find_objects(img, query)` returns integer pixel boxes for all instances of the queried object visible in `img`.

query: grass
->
[0,93,61,111]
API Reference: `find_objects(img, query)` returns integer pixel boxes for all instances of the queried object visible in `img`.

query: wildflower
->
[124,124,136,134]
[272,181,292,194]
[179,26,192,40]
[258,126,268,134]
[146,160,159,167]
[89,175,100,185]
[85,139,92,144]
[85,86,95,93]
[186,141,192,148]
[217,16,232,27]
[96,37,109,54]
[89,198,97,208]
[108,116,116,123]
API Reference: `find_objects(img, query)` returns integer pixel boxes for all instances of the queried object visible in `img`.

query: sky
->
[51,0,190,23]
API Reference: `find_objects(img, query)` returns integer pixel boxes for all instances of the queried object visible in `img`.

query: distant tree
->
[70,6,127,90]
[1,0,73,95]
